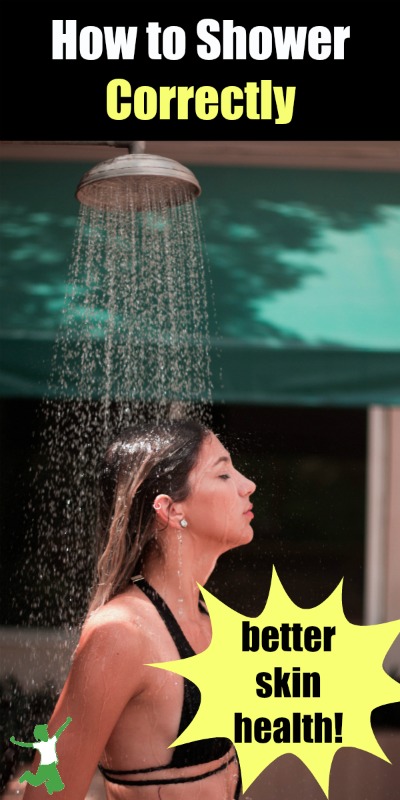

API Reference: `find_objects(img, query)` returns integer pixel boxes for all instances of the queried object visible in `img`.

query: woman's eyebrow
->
[211,455,231,467]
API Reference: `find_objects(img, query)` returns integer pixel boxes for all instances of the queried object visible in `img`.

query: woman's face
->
[181,432,256,551]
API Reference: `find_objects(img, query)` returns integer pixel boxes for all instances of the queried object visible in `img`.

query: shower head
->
[75,152,202,212]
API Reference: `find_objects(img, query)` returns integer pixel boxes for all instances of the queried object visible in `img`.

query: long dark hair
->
[88,418,211,612]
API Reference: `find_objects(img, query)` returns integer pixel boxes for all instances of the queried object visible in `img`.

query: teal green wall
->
[1,161,399,404]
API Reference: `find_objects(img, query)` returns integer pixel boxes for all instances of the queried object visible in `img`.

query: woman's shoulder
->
[52,592,152,738]
[75,590,149,663]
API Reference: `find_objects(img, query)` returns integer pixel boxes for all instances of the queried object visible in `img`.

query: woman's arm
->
[22,616,147,800]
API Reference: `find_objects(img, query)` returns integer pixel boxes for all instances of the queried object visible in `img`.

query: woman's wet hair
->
[88,418,211,612]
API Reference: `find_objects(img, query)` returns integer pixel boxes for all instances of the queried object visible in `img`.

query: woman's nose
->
[239,474,256,495]
[247,478,256,495]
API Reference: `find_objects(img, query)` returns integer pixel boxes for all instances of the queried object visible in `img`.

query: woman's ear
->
[153,494,184,529]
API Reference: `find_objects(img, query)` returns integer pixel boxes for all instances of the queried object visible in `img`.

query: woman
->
[22,418,256,800]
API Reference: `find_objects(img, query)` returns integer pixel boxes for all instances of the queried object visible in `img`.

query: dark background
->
[0,398,366,626]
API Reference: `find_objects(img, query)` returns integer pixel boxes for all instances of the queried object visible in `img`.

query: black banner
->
[0,7,397,140]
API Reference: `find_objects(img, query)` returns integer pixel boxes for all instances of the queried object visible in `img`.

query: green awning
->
[1,161,399,406]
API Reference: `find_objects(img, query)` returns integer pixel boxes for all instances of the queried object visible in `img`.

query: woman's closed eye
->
[219,474,231,480]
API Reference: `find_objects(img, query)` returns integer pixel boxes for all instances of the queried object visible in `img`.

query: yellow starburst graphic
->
[148,567,400,797]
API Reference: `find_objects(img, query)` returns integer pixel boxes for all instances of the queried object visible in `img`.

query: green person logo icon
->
[10,716,72,795]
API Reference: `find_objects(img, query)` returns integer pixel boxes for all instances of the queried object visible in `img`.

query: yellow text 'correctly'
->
[106,80,296,124]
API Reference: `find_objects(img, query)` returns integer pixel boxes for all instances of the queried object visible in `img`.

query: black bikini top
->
[134,576,232,767]
[98,576,234,788]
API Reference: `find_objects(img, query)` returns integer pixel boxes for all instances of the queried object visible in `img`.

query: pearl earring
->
[180,519,188,528]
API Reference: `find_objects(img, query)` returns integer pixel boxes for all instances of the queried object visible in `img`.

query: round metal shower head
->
[76,153,201,211]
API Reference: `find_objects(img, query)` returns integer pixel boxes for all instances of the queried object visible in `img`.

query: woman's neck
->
[141,531,219,620]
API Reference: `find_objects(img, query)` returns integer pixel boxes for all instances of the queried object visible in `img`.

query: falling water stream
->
[4,175,216,790]
[5,164,246,800]
[23,178,214,627]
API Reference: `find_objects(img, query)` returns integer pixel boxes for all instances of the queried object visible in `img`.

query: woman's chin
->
[244,526,254,544]
[231,525,254,549]
[216,523,255,553]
